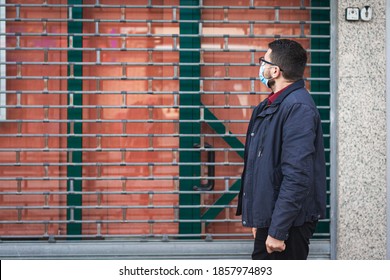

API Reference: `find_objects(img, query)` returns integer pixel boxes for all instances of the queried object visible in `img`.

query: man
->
[236,39,327,260]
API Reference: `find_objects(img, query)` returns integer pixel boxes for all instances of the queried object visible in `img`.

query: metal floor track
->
[0,240,330,260]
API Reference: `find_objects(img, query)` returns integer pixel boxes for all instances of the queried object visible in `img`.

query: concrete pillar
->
[336,0,387,259]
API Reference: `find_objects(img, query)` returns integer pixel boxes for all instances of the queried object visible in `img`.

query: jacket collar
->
[256,79,305,118]
[271,79,305,106]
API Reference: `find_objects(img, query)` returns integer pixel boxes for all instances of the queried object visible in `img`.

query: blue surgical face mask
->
[259,64,271,88]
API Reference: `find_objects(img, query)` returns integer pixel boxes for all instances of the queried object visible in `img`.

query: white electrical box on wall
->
[345,6,373,22]
[345,7,360,21]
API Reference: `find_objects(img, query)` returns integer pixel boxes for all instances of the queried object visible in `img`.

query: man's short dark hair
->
[268,39,307,81]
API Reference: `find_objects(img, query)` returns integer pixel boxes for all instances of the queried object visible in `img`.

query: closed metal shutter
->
[0,0,332,259]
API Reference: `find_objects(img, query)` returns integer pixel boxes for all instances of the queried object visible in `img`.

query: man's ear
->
[272,66,280,78]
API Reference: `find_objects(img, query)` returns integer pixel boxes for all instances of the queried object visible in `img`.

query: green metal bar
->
[199,108,244,223]
[179,0,201,236]
[201,180,240,222]
[67,0,83,236]
[311,0,330,238]
[203,107,245,159]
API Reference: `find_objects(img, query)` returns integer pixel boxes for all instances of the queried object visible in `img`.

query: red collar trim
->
[268,84,292,104]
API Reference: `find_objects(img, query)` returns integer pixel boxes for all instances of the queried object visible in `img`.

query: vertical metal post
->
[179,0,201,236]
[67,0,83,236]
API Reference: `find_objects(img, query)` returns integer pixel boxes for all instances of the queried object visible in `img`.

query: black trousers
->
[252,221,317,260]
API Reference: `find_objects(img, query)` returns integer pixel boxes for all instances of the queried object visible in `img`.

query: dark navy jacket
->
[236,79,326,241]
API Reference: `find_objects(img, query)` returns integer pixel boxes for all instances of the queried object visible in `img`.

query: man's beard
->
[267,79,276,88]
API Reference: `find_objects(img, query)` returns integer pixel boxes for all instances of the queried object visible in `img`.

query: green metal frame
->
[179,0,201,236]
[200,110,244,222]
[62,1,331,239]
[203,108,245,159]
[66,0,83,236]
[310,0,331,238]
